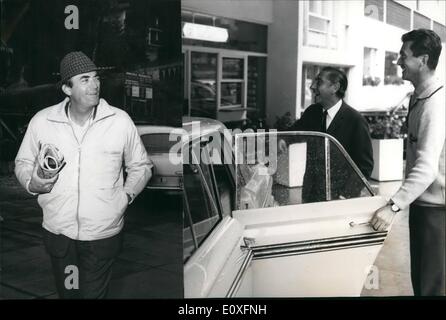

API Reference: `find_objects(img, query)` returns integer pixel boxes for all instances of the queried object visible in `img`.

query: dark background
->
[0,0,182,152]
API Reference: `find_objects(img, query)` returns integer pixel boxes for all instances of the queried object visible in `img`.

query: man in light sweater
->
[370,29,445,296]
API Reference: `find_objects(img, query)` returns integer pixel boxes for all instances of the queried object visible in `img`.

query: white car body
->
[184,127,389,298]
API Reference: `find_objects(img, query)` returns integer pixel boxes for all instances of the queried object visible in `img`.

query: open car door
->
[184,131,388,297]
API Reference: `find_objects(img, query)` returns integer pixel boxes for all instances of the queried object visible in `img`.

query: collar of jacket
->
[46,97,116,123]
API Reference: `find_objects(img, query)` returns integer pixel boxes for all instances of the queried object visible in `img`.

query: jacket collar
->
[47,98,116,123]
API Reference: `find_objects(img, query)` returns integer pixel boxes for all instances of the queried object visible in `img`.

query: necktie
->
[322,109,328,132]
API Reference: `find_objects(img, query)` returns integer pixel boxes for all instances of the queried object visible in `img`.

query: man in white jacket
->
[370,29,445,296]
[15,51,153,298]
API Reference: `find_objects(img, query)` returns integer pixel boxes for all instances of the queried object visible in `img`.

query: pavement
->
[0,174,183,299]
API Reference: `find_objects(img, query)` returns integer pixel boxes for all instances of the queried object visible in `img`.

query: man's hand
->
[28,161,59,194]
[370,205,395,232]
[278,139,288,154]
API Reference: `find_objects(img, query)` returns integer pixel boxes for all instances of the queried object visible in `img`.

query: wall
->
[398,0,446,24]
[182,0,445,124]
[265,0,300,126]
[297,1,363,111]
[349,3,445,111]
[182,0,273,24]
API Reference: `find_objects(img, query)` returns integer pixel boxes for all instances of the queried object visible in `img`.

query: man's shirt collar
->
[326,99,343,119]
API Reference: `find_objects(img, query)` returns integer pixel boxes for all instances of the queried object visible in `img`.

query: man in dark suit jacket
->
[282,67,373,202]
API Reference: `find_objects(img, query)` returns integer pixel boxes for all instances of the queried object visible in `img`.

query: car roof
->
[136,124,180,135]
[135,117,228,141]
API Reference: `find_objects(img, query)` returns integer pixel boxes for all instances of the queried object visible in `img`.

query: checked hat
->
[60,51,98,84]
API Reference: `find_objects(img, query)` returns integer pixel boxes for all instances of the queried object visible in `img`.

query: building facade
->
[182,0,446,127]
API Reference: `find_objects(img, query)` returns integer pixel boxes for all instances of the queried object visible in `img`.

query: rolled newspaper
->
[37,144,65,179]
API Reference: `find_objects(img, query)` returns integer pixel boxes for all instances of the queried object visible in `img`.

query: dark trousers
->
[409,204,446,296]
[43,229,122,299]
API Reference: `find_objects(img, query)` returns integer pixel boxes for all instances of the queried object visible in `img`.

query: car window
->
[141,133,181,153]
[234,132,373,209]
[212,163,233,218]
[209,132,236,217]
[183,143,222,262]
[190,81,217,118]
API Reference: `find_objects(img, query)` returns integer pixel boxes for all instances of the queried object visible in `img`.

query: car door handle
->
[349,221,371,228]
[240,237,256,251]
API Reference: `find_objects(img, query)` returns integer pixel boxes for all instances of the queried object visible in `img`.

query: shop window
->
[384,51,403,85]
[190,52,218,118]
[363,47,381,86]
[301,65,320,110]
[182,12,267,126]
[185,51,267,126]
[221,58,244,108]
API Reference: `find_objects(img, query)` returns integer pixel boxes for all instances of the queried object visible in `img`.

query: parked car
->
[136,117,229,192]
[136,124,183,191]
[183,126,389,298]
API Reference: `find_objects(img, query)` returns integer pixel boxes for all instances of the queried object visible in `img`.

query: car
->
[136,117,229,192]
[136,124,183,191]
[183,125,389,298]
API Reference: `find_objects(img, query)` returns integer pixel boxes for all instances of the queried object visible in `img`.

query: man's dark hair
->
[321,67,348,99]
[402,29,442,70]
[62,78,73,87]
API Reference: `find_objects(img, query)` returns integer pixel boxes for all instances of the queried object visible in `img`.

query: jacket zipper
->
[69,120,94,239]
